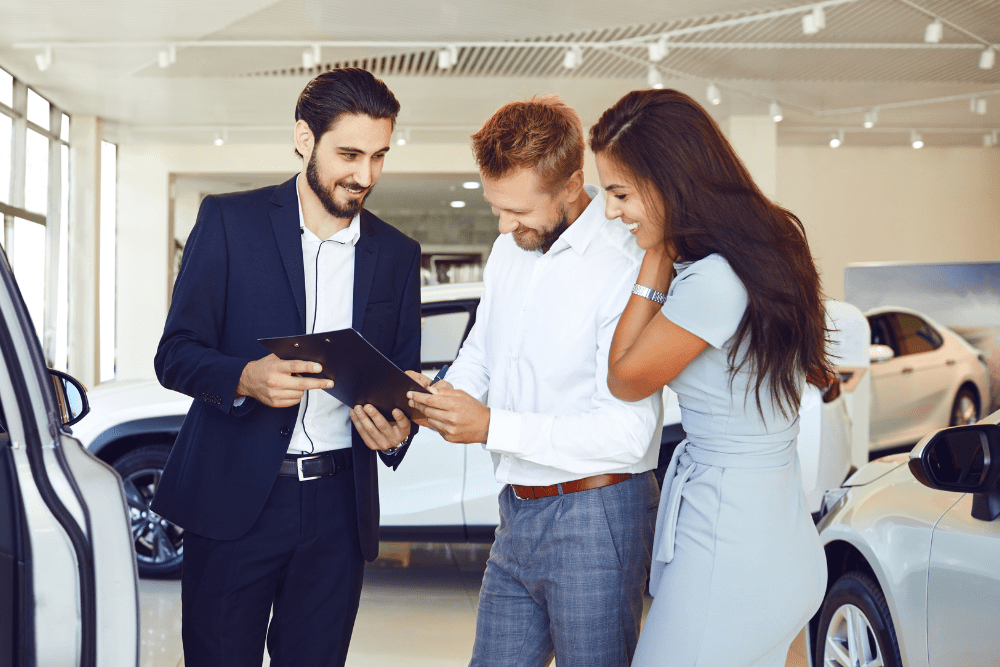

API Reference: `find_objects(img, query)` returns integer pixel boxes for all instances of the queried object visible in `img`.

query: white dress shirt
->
[287,176,361,454]
[446,185,663,486]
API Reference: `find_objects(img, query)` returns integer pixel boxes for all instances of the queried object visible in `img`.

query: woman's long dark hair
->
[590,88,832,418]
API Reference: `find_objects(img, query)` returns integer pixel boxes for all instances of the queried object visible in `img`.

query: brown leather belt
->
[511,473,633,500]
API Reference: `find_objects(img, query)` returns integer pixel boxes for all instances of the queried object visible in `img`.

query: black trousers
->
[181,464,365,667]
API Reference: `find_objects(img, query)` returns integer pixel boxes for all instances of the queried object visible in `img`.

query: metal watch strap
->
[632,283,668,305]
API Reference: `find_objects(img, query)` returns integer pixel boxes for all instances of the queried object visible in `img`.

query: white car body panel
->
[867,306,991,451]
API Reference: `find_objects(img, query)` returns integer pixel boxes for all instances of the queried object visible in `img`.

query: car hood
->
[843,452,910,487]
[73,379,192,446]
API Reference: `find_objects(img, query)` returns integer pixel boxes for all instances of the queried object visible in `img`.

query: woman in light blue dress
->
[590,89,831,667]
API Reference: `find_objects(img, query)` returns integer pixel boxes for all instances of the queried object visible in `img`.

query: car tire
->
[112,445,184,579]
[949,386,979,427]
[814,571,903,667]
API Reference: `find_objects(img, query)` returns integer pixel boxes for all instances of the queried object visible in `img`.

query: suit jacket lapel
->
[353,210,378,331]
[269,177,306,330]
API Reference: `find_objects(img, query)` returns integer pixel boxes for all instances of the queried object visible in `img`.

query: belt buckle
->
[296,454,324,482]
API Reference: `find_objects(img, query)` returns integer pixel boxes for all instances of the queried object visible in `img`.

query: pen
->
[430,364,450,386]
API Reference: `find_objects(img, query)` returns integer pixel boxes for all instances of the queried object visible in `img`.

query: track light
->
[769,101,783,122]
[802,6,825,35]
[984,133,995,148]
[829,130,844,148]
[647,37,669,63]
[562,46,583,70]
[214,130,227,147]
[863,108,878,129]
[706,82,721,105]
[980,48,996,70]
[302,44,321,69]
[394,128,410,146]
[971,97,987,115]
[158,45,177,68]
[35,46,52,72]
[437,45,459,69]
[647,65,664,89]
[910,130,923,149]
[924,19,943,44]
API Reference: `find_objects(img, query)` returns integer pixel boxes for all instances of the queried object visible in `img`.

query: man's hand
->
[350,405,412,452]
[236,354,333,408]
[406,386,489,444]
[404,370,436,427]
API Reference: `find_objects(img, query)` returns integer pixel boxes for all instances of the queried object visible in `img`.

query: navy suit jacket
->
[151,176,421,562]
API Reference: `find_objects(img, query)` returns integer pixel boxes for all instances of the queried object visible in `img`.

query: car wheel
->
[815,571,902,667]
[949,387,979,426]
[112,445,183,579]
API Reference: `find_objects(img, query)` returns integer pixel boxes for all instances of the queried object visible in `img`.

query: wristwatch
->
[632,283,668,305]
[384,431,414,456]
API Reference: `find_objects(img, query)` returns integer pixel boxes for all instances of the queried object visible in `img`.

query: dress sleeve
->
[659,254,748,349]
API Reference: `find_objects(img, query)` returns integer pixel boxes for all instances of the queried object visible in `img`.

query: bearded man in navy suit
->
[152,68,421,667]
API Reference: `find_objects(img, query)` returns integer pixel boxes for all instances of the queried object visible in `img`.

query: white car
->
[0,248,138,665]
[72,282,858,577]
[808,408,1000,667]
[866,306,991,452]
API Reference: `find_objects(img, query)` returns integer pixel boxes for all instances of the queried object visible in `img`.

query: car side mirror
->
[48,369,90,427]
[909,423,1000,521]
[869,344,895,363]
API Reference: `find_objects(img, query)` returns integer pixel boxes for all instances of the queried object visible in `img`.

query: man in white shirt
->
[408,96,663,667]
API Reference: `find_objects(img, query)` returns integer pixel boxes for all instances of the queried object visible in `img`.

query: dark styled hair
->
[294,68,400,158]
[590,88,832,418]
[471,95,584,192]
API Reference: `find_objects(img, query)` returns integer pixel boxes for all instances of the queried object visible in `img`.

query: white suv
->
[71,282,859,577]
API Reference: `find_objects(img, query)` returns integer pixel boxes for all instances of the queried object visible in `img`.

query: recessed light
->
[462,182,480,189]
[450,201,466,208]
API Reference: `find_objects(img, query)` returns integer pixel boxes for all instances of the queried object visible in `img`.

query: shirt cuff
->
[233,395,247,407]
[484,409,523,455]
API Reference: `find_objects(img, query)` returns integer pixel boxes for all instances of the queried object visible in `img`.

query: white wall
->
[775,146,1000,302]
[115,140,1000,381]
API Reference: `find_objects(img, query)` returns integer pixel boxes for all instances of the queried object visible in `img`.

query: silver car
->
[808,407,1000,667]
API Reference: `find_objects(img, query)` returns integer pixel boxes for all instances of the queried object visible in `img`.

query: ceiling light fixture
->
[863,108,878,129]
[829,130,844,148]
[562,46,583,69]
[450,200,466,208]
[647,65,664,89]
[35,46,52,72]
[462,181,480,189]
[971,97,987,115]
[910,130,924,149]
[802,5,825,35]
[980,48,996,70]
[924,19,943,44]
[706,82,721,105]
[394,128,411,146]
[984,133,995,148]
[437,45,459,70]
[214,130,227,147]
[647,37,669,63]
[769,101,783,122]
[302,44,321,69]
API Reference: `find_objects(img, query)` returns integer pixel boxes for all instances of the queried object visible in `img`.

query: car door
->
[925,492,1000,666]
[868,313,913,445]
[376,299,476,537]
[0,249,138,667]
[893,313,951,438]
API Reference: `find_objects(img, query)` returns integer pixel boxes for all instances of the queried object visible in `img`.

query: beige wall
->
[776,146,1000,301]
[115,140,1000,380]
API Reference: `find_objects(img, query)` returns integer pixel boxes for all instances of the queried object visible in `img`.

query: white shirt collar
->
[548,184,606,256]
[295,173,362,246]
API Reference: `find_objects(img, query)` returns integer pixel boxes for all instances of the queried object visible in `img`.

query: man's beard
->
[512,208,570,253]
[306,151,372,219]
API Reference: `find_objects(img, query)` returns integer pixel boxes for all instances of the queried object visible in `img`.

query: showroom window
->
[0,65,71,371]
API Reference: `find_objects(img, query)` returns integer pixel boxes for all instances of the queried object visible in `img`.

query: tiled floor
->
[138,542,808,667]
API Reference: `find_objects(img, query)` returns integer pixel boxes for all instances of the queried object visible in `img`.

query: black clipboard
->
[258,329,428,420]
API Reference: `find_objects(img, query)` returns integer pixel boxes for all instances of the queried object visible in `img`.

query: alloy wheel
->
[952,393,978,425]
[824,603,885,667]
[122,466,184,568]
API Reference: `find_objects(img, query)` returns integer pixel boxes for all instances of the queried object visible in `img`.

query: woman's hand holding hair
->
[637,243,676,294]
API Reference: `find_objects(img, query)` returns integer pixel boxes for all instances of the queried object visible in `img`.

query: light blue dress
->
[631,254,827,667]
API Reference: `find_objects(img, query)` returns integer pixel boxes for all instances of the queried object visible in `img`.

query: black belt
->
[278,450,352,481]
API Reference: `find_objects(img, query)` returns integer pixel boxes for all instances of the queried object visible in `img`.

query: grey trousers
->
[470,472,658,667]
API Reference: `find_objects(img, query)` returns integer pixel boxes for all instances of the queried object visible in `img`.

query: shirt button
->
[280,427,291,436]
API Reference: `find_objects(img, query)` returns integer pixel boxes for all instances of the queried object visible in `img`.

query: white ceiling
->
[1,0,998,147]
